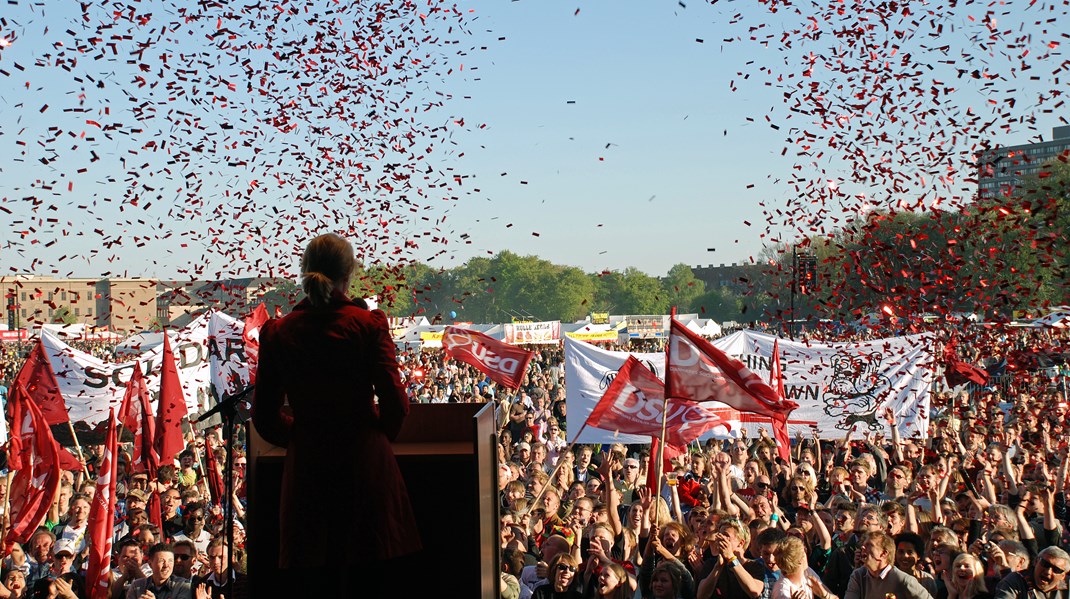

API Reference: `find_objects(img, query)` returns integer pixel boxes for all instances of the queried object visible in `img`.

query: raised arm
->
[598,451,623,537]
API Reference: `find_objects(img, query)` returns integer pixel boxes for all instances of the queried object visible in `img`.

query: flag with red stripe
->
[666,318,798,419]
[86,408,118,599]
[154,334,188,465]
[6,384,63,549]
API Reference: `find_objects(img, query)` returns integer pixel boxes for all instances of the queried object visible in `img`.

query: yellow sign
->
[590,312,609,324]
[419,331,443,341]
[565,330,618,342]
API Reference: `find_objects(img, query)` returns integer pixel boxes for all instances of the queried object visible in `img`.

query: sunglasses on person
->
[756,482,770,490]
[1040,558,1068,575]
[556,564,577,573]
[174,554,193,561]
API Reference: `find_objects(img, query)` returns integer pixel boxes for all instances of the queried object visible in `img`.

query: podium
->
[246,402,500,597]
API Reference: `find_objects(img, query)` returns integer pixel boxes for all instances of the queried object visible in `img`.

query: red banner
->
[155,334,188,465]
[442,326,534,390]
[6,385,62,549]
[0,330,28,343]
[666,318,797,419]
[118,362,158,474]
[586,356,734,446]
[86,409,118,599]
[12,339,68,425]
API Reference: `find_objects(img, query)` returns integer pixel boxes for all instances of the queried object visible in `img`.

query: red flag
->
[944,359,989,387]
[645,437,686,491]
[442,326,534,390]
[666,318,798,419]
[12,339,97,471]
[86,409,118,599]
[12,339,68,425]
[203,435,224,507]
[6,385,63,549]
[242,303,270,384]
[119,362,158,473]
[586,356,733,446]
[768,339,792,462]
[154,334,188,465]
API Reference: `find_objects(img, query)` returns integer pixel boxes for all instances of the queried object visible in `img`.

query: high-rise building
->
[977,125,1070,198]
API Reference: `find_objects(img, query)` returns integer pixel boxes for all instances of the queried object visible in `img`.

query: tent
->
[1033,307,1070,328]
[682,318,722,338]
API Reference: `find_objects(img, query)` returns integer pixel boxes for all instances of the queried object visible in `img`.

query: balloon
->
[449,311,457,319]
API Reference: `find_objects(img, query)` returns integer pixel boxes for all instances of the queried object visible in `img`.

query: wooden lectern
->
[246,402,500,596]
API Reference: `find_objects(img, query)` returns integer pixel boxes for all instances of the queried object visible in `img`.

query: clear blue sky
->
[1,0,1065,280]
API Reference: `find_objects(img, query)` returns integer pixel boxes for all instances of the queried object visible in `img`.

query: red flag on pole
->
[203,435,224,507]
[11,339,89,472]
[586,356,733,446]
[768,339,792,462]
[117,362,164,533]
[666,318,798,419]
[6,385,63,549]
[154,334,188,465]
[119,362,158,473]
[644,437,685,491]
[12,339,68,425]
[442,326,534,389]
[242,303,270,385]
[86,408,118,599]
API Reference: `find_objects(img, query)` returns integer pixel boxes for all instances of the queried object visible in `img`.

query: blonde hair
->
[301,234,356,307]
[776,535,807,576]
[951,553,988,598]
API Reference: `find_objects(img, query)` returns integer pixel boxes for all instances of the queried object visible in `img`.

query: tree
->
[661,264,706,312]
[592,268,668,315]
[691,287,744,322]
[51,305,78,325]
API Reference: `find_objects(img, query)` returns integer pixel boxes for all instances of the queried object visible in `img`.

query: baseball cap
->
[53,539,77,557]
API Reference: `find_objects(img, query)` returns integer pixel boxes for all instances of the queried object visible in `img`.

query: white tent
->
[1033,307,1070,328]
[683,318,722,337]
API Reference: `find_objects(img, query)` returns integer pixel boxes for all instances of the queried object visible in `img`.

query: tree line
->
[258,158,1069,325]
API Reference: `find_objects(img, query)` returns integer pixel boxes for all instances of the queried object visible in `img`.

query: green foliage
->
[591,268,668,315]
[662,263,706,312]
[691,286,745,322]
[329,165,1070,326]
[51,305,78,325]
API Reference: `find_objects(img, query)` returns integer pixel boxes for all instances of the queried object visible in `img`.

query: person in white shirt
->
[771,536,833,599]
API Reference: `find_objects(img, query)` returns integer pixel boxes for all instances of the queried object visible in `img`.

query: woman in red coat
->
[253,233,420,589]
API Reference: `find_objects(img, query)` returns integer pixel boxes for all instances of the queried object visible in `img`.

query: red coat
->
[252,291,420,567]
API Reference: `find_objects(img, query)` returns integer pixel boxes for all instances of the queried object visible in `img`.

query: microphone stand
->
[197,385,253,598]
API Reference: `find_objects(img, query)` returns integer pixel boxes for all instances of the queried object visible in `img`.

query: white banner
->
[713,331,934,438]
[565,331,935,442]
[563,337,739,444]
[504,321,561,345]
[41,312,250,426]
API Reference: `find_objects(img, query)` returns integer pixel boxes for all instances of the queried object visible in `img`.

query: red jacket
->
[253,291,420,567]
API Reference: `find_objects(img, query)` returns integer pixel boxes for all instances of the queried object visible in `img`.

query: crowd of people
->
[0,339,247,599]
[0,321,1067,598]
[488,325,1070,599]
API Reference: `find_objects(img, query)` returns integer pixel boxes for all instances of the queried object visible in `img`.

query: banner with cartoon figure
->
[712,330,935,439]
[565,331,935,441]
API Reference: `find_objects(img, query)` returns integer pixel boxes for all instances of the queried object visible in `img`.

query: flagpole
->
[183,417,211,502]
[0,471,11,550]
[65,421,91,479]
[657,310,678,502]
[524,420,592,518]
